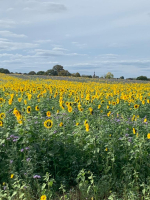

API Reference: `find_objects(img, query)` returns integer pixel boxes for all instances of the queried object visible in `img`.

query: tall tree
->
[37,71,45,75]
[0,68,10,74]
[104,72,114,79]
[45,69,57,76]
[58,70,71,76]
[28,71,36,75]
[52,65,63,75]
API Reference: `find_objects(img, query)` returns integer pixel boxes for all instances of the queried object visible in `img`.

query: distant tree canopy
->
[52,65,64,75]
[37,71,45,75]
[120,76,124,79]
[104,72,114,79]
[58,70,71,76]
[72,72,81,77]
[82,75,92,78]
[45,69,57,76]
[28,71,36,75]
[0,68,10,74]
[136,76,148,81]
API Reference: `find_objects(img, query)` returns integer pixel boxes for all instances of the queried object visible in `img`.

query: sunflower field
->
[0,73,150,199]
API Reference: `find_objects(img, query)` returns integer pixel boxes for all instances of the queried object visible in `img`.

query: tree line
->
[0,66,149,80]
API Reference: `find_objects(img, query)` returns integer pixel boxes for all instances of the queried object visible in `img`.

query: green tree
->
[104,72,114,79]
[58,70,71,76]
[0,68,10,74]
[28,71,36,75]
[136,76,148,80]
[72,72,81,77]
[45,69,57,76]
[37,71,45,75]
[52,65,64,75]
[120,76,124,79]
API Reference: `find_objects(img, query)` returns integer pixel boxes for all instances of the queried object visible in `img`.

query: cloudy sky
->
[0,0,150,78]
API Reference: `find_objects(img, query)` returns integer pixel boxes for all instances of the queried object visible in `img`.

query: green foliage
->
[136,76,148,80]
[0,68,10,74]
[58,70,71,76]
[104,72,114,79]
[72,72,81,77]
[45,69,57,76]
[53,65,64,75]
[37,71,45,75]
[28,71,36,75]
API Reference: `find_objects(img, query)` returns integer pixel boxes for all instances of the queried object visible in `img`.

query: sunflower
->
[0,98,3,103]
[59,122,63,127]
[10,174,14,179]
[40,195,47,200]
[18,98,22,102]
[134,104,139,109]
[147,133,150,139]
[133,128,136,134]
[0,121,3,127]
[27,106,31,113]
[68,106,72,113]
[46,111,51,117]
[84,120,88,126]
[35,105,39,111]
[44,119,53,128]
[98,105,101,109]
[0,113,5,119]
[8,99,12,105]
[89,107,93,115]
[85,123,89,132]
[24,100,27,105]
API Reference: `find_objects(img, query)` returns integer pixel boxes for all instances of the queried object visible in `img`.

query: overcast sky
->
[0,0,150,78]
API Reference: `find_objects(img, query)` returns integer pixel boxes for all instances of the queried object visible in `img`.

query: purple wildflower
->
[10,160,13,164]
[125,134,129,137]
[33,175,41,179]
[3,186,7,190]
[21,149,24,152]
[26,158,30,162]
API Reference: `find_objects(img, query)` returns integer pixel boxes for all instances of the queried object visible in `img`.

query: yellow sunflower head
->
[44,119,53,129]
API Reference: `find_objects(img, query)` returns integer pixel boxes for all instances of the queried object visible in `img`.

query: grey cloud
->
[22,2,67,14]
[6,8,14,12]
[72,42,87,48]
[0,31,27,38]
[34,39,52,44]
[0,41,38,51]
[2,59,24,65]
[0,19,16,28]
[34,49,87,57]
